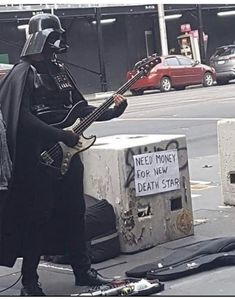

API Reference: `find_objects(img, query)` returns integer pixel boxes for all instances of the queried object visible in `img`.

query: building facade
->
[0,4,235,93]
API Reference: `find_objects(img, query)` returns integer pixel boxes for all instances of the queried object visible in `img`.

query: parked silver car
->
[210,45,235,85]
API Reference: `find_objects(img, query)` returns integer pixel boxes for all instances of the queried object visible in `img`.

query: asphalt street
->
[1,83,235,296]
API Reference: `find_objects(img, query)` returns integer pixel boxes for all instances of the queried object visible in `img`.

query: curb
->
[84,91,131,102]
[84,91,114,102]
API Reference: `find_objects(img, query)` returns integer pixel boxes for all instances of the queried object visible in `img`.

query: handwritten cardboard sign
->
[133,149,180,196]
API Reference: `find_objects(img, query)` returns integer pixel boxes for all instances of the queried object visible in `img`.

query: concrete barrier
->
[218,119,235,205]
[81,134,193,253]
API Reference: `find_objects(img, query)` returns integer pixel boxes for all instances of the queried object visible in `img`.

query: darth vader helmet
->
[20,13,68,58]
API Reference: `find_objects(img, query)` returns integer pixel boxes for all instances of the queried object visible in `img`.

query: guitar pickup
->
[40,151,54,165]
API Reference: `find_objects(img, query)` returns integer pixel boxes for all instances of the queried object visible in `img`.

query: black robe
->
[0,59,127,267]
[0,61,31,163]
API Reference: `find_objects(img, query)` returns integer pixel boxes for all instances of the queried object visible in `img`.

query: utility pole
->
[197,4,206,64]
[158,4,168,56]
[95,7,108,92]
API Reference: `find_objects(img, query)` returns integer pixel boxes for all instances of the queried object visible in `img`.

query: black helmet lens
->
[47,30,68,54]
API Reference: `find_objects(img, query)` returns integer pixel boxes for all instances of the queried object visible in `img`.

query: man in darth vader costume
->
[0,13,127,296]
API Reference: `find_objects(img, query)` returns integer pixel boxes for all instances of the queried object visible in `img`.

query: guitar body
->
[40,118,96,177]
[59,133,96,175]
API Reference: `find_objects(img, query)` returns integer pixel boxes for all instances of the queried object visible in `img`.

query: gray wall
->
[61,14,159,93]
[0,21,25,62]
[0,7,235,93]
[60,17,101,93]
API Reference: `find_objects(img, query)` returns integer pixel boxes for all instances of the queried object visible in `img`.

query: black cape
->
[0,61,87,267]
[0,61,31,266]
[0,59,128,268]
[0,61,31,164]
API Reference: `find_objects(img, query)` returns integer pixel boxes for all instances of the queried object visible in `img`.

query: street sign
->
[181,24,191,33]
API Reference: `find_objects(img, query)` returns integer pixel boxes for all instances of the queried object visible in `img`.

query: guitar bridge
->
[40,151,54,165]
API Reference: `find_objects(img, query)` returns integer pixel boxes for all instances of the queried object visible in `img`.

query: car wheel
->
[175,86,186,91]
[203,72,214,87]
[130,89,144,96]
[216,79,229,85]
[160,76,171,92]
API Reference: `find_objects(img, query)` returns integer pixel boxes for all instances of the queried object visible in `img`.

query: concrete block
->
[81,134,193,253]
[218,119,235,205]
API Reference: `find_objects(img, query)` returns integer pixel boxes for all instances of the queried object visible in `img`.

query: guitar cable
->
[58,58,101,76]
[0,272,22,294]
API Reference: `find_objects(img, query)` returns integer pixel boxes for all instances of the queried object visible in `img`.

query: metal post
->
[158,4,168,56]
[95,7,108,92]
[197,4,206,64]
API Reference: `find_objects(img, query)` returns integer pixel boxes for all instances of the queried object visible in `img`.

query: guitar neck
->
[73,70,144,135]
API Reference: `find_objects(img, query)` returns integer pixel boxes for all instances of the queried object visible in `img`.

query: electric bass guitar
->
[40,54,161,177]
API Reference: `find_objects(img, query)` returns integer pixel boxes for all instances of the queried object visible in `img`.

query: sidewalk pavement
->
[83,85,206,102]
[1,153,235,296]
[84,90,132,102]
[85,91,115,102]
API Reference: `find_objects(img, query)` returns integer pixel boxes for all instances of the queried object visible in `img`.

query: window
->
[214,46,235,57]
[178,56,194,66]
[165,57,180,66]
[145,30,154,57]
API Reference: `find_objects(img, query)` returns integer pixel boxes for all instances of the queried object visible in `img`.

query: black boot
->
[20,282,46,296]
[75,268,113,286]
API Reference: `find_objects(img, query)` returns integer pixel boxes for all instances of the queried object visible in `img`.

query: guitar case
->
[45,194,120,264]
[125,237,235,281]
[85,194,120,263]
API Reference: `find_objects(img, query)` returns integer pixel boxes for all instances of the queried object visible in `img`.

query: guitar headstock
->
[134,53,161,75]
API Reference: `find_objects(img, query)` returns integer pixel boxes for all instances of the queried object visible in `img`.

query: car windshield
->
[164,57,180,66]
[214,47,235,57]
[178,56,194,66]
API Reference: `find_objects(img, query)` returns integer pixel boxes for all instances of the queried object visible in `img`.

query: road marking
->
[191,184,214,191]
[194,218,208,225]
[190,180,215,191]
[190,180,212,185]
[115,117,223,121]
[218,205,232,209]
[39,262,72,272]
[191,194,200,198]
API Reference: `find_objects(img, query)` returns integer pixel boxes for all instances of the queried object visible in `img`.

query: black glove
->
[61,130,80,147]
[113,100,128,117]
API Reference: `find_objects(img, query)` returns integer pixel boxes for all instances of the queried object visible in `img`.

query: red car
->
[127,55,216,95]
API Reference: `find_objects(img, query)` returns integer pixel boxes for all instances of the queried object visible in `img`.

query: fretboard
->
[73,70,144,135]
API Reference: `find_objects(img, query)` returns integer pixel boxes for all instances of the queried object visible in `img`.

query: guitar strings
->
[43,70,144,160]
[71,58,158,136]
[44,74,139,159]
[42,58,159,160]
[43,94,116,160]
[43,95,116,160]
[70,73,142,135]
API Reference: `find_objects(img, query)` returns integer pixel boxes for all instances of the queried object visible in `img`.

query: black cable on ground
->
[0,273,22,293]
